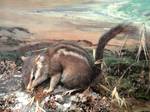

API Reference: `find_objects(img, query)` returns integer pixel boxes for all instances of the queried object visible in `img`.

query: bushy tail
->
[92,23,138,91]
[95,23,138,61]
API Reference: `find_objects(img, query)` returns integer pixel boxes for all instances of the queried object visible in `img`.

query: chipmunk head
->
[21,54,49,91]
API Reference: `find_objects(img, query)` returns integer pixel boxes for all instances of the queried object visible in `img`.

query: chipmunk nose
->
[26,83,33,92]
[26,87,33,92]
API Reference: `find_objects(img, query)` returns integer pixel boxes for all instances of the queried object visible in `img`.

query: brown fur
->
[21,23,137,92]
[22,42,94,91]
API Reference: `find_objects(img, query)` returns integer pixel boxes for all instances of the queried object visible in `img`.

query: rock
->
[62,102,72,111]
[55,95,64,103]
[0,60,23,97]
[70,95,79,102]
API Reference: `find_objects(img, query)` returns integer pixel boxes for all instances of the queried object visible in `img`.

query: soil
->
[0,44,150,112]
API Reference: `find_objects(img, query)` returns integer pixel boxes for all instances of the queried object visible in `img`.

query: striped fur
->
[22,23,137,92]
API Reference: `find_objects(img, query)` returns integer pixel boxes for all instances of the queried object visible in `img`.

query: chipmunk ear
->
[21,56,29,61]
[39,55,45,62]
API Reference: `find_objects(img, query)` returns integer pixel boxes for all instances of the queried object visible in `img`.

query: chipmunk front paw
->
[43,88,53,94]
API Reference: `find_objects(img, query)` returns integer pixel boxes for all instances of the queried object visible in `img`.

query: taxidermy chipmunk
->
[21,23,137,93]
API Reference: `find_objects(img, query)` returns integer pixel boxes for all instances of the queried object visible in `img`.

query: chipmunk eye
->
[32,76,35,81]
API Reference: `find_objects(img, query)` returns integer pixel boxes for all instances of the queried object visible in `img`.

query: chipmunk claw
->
[62,89,79,96]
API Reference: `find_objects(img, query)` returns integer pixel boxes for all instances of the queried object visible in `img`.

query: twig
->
[136,23,149,61]
[35,101,46,112]
[118,34,128,58]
